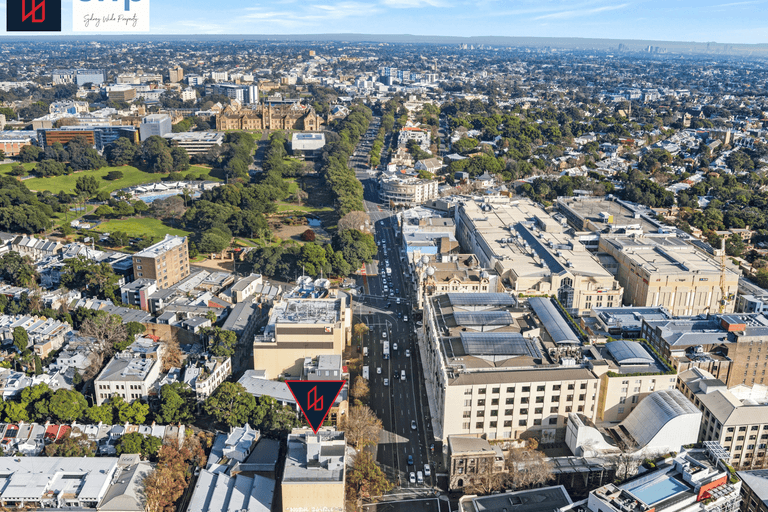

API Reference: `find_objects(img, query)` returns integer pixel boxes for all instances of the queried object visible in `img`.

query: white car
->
[424,464,431,477]
[409,472,416,484]
[382,332,387,338]
[393,343,398,351]
[383,378,389,386]
[405,349,410,357]
[377,367,381,374]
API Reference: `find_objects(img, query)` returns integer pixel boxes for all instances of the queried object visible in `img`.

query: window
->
[520,409,528,415]
[533,419,542,426]
[551,396,559,402]
[537,385,545,392]
[477,399,486,407]
[476,411,484,417]
[505,409,513,416]
[580,383,587,389]
[549,417,558,425]
[567,395,573,402]
[490,421,497,428]
[519,420,527,426]
[521,397,529,404]
[464,400,471,407]
[634,387,641,393]
[491,398,499,406]
[578,405,584,412]
[550,406,559,413]
[463,411,471,418]
[492,388,500,394]
[535,408,543,414]
[740,426,748,431]
[631,396,638,404]
[535,396,544,403]
[476,422,484,429]
[725,437,732,442]
[565,406,572,413]
[738,436,745,441]
[522,386,530,393]
[506,387,515,393]
[465,389,472,395]
[553,385,561,391]
[619,397,626,404]
[491,410,498,417]
[618,407,625,414]
[568,384,575,390]
[506,398,514,405]
[579,394,586,401]
[504,421,512,427]
[752,426,760,431]
[621,388,628,393]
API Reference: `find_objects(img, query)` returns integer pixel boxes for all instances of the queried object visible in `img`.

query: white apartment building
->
[94,357,161,405]
[379,175,438,207]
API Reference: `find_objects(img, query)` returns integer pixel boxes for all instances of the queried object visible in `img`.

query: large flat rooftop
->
[558,196,661,234]
[133,234,186,258]
[458,197,617,281]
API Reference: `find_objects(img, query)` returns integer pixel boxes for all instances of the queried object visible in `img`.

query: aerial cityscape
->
[0,3,767,511]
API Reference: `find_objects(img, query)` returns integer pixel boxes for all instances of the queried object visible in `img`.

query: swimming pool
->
[626,475,689,505]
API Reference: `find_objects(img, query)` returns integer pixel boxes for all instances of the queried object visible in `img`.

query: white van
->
[401,370,406,381]
[416,471,424,484]
[363,347,368,357]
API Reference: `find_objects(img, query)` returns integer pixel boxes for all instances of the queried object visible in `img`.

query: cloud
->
[712,0,760,6]
[534,2,629,20]
[153,20,227,33]
[381,0,448,7]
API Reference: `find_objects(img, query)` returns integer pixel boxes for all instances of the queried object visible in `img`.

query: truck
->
[383,341,390,359]
[362,366,369,379]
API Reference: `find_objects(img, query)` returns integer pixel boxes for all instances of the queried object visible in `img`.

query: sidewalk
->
[417,329,443,441]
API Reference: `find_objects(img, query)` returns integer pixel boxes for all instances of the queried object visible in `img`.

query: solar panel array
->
[454,311,514,326]
[606,340,655,365]
[447,293,516,306]
[528,297,581,344]
[460,332,542,358]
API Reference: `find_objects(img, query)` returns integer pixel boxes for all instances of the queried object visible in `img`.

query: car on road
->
[386,302,391,308]
[404,315,408,322]
[395,289,399,295]
[393,343,397,350]
[424,464,431,476]
[382,332,387,338]
[409,472,416,484]
[377,367,381,374]
[407,455,413,465]
[383,378,389,386]
[396,298,401,304]
[411,420,417,430]
[405,349,410,357]
[401,370,406,380]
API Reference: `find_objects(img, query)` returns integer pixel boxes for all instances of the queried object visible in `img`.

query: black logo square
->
[7,0,61,32]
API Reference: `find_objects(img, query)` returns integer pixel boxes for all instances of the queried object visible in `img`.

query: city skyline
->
[0,0,766,45]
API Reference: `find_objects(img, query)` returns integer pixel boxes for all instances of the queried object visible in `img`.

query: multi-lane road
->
[348,116,437,494]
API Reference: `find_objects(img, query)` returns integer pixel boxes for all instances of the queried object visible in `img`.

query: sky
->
[1,0,767,44]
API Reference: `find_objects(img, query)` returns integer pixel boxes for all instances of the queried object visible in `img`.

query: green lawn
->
[276,203,333,213]
[92,217,190,238]
[0,162,36,175]
[25,166,163,194]
[24,165,222,194]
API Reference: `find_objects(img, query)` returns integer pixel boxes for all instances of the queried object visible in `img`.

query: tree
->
[105,170,124,180]
[117,432,162,459]
[79,313,128,375]
[338,405,381,453]
[161,338,183,372]
[94,205,114,218]
[203,382,255,427]
[84,403,113,424]
[48,389,88,422]
[505,443,554,489]
[152,196,186,226]
[250,396,300,438]
[338,211,371,233]
[18,145,42,162]
[614,448,642,482]
[206,327,237,357]
[138,136,173,173]
[75,175,99,197]
[143,443,194,512]
[725,233,746,258]
[170,147,190,172]
[126,321,146,338]
[353,322,369,342]
[12,326,28,353]
[157,383,194,424]
[301,229,316,242]
[60,256,120,301]
[3,400,29,422]
[198,228,231,254]
[0,252,38,287]
[104,137,138,166]
[350,376,369,403]
[346,451,392,511]
[44,429,97,457]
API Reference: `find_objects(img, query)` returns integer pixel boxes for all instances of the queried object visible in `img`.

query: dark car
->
[407,455,414,465]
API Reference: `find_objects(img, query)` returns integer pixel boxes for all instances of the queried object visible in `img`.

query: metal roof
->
[447,293,516,307]
[528,297,580,344]
[454,311,514,326]
[606,340,655,365]
[459,332,541,358]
